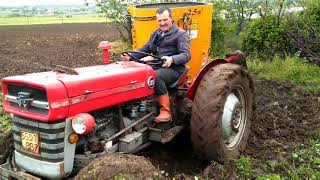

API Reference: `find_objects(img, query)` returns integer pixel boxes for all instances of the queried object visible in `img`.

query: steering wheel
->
[121,51,164,66]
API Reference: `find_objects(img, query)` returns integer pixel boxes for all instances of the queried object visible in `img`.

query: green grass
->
[248,56,320,92]
[234,142,320,179]
[257,174,281,180]
[0,14,107,25]
[288,141,320,179]
[0,94,11,130]
[235,156,253,178]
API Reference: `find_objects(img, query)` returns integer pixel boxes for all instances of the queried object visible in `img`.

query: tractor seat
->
[168,67,189,89]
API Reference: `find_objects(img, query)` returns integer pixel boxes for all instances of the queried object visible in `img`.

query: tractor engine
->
[1,61,156,179]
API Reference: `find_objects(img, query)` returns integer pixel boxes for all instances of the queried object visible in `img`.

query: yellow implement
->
[128,2,213,81]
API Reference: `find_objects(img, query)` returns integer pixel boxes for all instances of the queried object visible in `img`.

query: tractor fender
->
[186,59,227,101]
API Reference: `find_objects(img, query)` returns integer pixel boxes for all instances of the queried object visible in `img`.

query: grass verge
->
[0,14,106,26]
[248,56,320,92]
[0,94,11,131]
[289,141,320,179]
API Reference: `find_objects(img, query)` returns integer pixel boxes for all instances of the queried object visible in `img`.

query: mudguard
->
[186,59,226,101]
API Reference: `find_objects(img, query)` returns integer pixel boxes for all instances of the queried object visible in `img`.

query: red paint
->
[59,62,154,97]
[2,77,69,122]
[2,61,156,122]
[225,55,240,63]
[72,113,96,135]
[98,41,112,64]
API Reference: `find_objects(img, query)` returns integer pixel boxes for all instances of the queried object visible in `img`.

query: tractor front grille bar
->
[12,115,66,162]
[6,84,49,115]
[5,94,49,110]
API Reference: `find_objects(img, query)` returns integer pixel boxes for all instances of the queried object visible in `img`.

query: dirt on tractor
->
[0,23,319,178]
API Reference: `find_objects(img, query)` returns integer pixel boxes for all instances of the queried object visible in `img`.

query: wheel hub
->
[222,88,246,150]
[231,107,241,132]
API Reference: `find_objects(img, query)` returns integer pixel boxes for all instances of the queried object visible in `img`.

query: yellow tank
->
[128,2,213,81]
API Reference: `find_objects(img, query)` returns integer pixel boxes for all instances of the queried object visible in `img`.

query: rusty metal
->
[105,112,153,142]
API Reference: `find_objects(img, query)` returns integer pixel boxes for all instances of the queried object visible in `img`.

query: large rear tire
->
[191,63,254,162]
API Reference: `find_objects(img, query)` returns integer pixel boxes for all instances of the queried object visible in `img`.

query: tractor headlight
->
[71,113,96,135]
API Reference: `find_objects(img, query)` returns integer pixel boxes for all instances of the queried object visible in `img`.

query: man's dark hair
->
[156,7,172,18]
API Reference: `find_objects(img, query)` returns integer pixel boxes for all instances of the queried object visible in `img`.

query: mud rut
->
[0,23,319,178]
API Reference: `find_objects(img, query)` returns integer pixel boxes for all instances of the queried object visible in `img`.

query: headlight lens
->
[71,113,96,135]
[72,118,86,134]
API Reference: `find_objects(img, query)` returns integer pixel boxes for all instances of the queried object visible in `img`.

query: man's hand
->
[140,56,154,62]
[121,53,131,61]
[161,56,173,68]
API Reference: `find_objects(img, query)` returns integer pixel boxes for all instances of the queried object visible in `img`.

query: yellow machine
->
[128,2,213,81]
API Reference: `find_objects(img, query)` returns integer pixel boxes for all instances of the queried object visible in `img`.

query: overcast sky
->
[0,0,92,7]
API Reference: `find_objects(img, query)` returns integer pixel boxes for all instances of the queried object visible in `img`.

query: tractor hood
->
[2,61,155,121]
[3,61,154,98]
[58,61,154,97]
[58,61,156,116]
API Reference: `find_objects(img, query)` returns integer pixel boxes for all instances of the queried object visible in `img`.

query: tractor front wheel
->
[191,63,255,162]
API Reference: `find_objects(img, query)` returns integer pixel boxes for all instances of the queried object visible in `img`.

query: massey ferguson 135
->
[0,2,254,179]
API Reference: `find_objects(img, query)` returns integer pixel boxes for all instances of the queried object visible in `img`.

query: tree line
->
[96,0,319,65]
[216,0,319,65]
[0,5,98,17]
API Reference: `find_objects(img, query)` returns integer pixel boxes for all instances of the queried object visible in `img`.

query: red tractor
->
[0,2,254,179]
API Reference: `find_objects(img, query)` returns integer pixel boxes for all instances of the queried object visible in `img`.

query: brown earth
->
[0,23,319,178]
[0,23,120,79]
[75,153,156,179]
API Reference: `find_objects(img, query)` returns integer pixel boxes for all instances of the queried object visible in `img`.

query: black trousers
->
[154,68,181,95]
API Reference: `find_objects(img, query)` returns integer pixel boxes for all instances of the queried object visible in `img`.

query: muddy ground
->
[0,23,319,178]
[0,23,119,79]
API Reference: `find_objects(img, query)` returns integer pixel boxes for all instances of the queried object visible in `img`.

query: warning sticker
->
[189,30,198,39]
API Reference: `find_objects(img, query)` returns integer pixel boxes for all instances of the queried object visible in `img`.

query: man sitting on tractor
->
[122,7,191,123]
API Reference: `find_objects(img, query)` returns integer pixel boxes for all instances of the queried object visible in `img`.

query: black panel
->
[7,84,47,101]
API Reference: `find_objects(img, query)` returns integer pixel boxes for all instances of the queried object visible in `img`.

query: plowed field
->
[1,23,319,178]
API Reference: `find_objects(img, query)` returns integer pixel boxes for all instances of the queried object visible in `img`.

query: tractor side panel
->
[58,62,155,116]
[67,83,154,116]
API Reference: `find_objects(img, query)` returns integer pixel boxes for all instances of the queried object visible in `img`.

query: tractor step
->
[161,125,184,143]
[149,125,183,143]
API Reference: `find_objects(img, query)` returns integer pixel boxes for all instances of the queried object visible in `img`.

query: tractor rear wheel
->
[191,63,254,162]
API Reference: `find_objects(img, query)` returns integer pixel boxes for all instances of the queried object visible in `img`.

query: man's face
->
[156,10,173,32]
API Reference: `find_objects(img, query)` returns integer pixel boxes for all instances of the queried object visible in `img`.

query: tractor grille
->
[12,115,66,163]
[5,84,49,115]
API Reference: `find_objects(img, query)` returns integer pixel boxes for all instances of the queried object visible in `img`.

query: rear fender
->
[186,59,226,101]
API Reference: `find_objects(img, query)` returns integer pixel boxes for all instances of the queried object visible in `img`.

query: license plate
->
[21,130,40,154]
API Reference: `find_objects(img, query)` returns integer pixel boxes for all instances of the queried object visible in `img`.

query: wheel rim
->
[221,85,247,150]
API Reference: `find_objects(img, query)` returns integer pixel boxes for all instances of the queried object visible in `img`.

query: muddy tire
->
[75,153,156,179]
[191,63,255,162]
